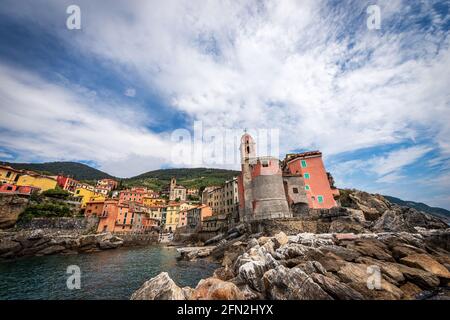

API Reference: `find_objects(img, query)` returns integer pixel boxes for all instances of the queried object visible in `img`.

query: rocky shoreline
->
[0,228,160,260]
[132,228,450,300]
[131,191,450,300]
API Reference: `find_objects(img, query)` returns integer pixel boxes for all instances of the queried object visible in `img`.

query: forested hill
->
[1,161,115,181]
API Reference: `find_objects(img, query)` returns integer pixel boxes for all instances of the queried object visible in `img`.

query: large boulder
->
[190,278,244,300]
[0,238,22,256]
[395,264,440,289]
[399,254,450,279]
[37,245,66,255]
[373,207,448,233]
[347,239,394,262]
[337,262,403,299]
[310,273,365,300]
[263,265,332,300]
[131,272,186,300]
[0,194,29,229]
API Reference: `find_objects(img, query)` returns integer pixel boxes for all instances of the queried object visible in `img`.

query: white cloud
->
[124,88,136,97]
[0,63,174,177]
[0,0,449,188]
[369,146,432,177]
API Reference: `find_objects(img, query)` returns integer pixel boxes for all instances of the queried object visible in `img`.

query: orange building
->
[85,200,105,217]
[119,188,148,204]
[97,199,160,233]
[284,151,339,209]
[97,199,119,233]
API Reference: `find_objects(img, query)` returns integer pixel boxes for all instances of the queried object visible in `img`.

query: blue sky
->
[0,0,449,209]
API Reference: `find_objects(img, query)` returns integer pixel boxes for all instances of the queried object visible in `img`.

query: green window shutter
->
[318,195,324,203]
[304,173,310,179]
[305,185,310,191]
[301,160,307,168]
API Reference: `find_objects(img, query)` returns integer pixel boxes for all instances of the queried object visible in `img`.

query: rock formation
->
[0,194,29,229]
[0,229,124,259]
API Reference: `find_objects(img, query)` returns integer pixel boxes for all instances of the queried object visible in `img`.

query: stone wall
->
[16,216,99,233]
[115,232,159,246]
[0,194,29,229]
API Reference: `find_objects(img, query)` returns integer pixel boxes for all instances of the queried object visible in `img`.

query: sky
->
[0,0,449,209]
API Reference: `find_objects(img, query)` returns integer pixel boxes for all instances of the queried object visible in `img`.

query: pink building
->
[283,152,339,209]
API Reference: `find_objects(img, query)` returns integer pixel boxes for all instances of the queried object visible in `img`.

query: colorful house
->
[74,187,105,207]
[186,205,213,232]
[56,175,79,193]
[0,165,22,184]
[97,199,119,233]
[0,183,39,195]
[283,151,340,209]
[164,203,181,232]
[85,200,105,217]
[119,188,148,204]
[16,174,57,192]
[143,197,166,207]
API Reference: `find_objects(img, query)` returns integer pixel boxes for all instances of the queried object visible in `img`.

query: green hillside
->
[124,168,240,190]
[1,161,115,181]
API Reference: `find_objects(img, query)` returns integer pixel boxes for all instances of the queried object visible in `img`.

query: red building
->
[56,175,79,193]
[0,183,39,195]
[283,151,339,209]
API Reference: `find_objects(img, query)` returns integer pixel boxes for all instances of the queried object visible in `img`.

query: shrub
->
[19,203,72,222]
[42,188,70,200]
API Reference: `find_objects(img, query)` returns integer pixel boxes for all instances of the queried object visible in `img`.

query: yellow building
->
[74,187,105,207]
[0,165,22,184]
[164,203,181,232]
[143,197,166,207]
[164,202,196,232]
[16,174,57,192]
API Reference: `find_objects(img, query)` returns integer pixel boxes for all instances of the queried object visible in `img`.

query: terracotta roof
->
[284,151,322,163]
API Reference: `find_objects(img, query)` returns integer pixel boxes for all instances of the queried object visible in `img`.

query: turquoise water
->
[0,246,218,300]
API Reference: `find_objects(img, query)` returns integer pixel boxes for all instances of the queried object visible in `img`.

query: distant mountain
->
[125,168,240,190]
[384,195,450,222]
[1,161,115,181]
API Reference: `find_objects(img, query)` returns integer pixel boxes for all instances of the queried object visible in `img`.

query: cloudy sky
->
[0,0,449,208]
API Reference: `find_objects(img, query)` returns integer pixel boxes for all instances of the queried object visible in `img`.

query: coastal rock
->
[400,254,450,279]
[0,194,29,229]
[372,207,448,233]
[310,273,365,300]
[302,261,327,276]
[355,257,405,285]
[213,266,235,281]
[0,238,21,255]
[347,239,394,262]
[391,244,427,260]
[400,282,423,300]
[37,245,66,255]
[238,260,268,292]
[337,262,403,299]
[27,229,44,240]
[320,245,360,262]
[263,266,332,300]
[395,264,440,289]
[190,277,244,300]
[131,272,186,300]
[273,231,288,247]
